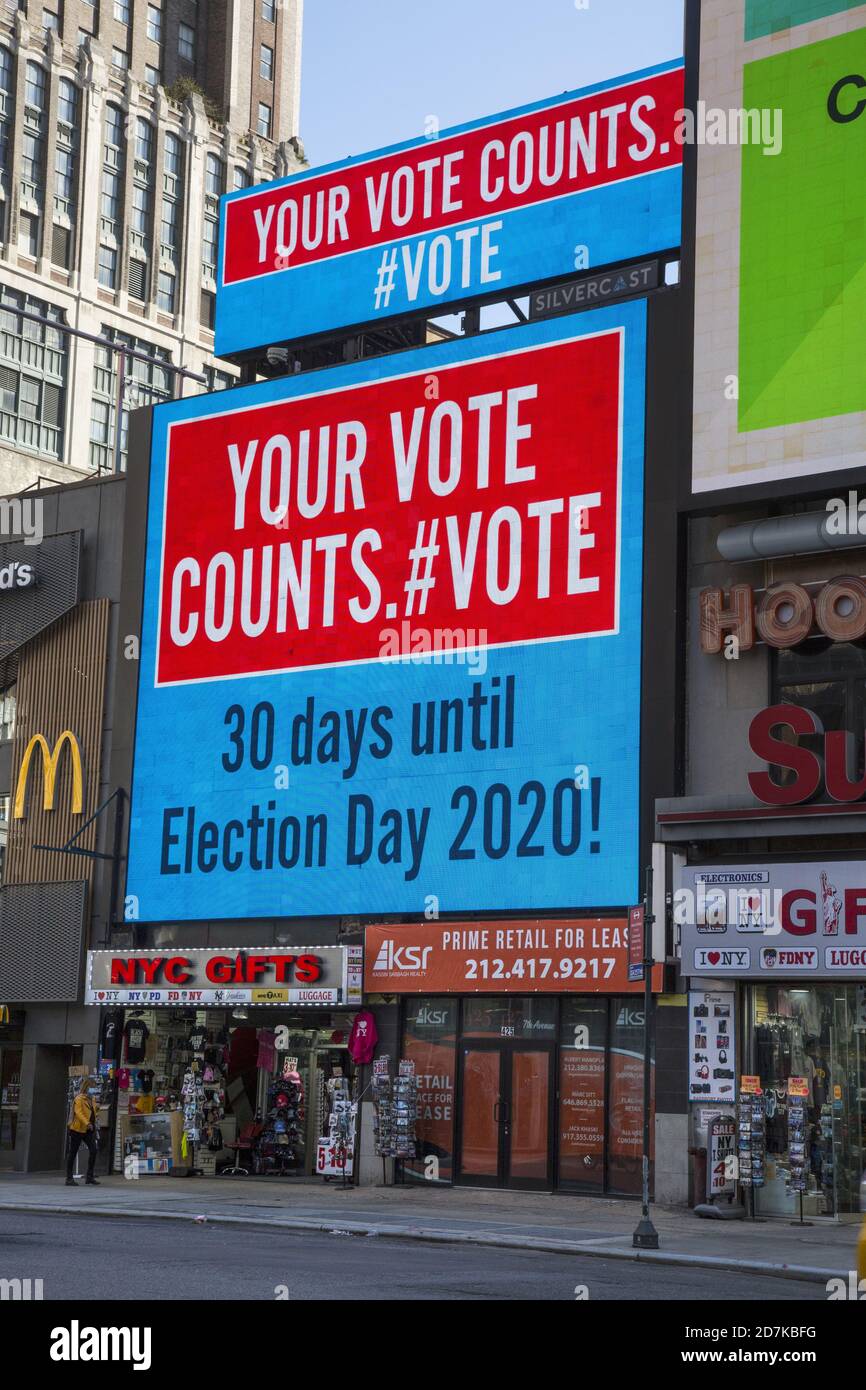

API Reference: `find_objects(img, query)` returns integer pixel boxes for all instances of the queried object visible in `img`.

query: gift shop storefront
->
[86,946,363,1179]
[678,863,866,1220]
[365,919,665,1195]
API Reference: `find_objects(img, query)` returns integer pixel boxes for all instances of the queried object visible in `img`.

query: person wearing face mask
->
[65,1084,101,1186]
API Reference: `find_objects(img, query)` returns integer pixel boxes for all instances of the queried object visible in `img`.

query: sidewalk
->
[0,1173,859,1284]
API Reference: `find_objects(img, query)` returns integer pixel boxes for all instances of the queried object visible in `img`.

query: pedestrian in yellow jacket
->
[66,1089,100,1186]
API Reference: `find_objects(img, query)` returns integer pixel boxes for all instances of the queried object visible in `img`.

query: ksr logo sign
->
[372,940,433,974]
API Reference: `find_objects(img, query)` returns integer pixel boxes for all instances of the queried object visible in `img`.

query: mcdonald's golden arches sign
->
[13,731,83,819]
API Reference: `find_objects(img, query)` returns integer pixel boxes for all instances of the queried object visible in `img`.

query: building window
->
[24,61,45,112]
[128,257,146,300]
[57,75,76,126]
[262,0,275,19]
[0,287,67,460]
[257,102,271,138]
[233,166,250,190]
[17,210,38,258]
[145,64,160,87]
[101,166,120,224]
[54,145,75,224]
[163,130,181,179]
[22,135,42,195]
[129,118,153,288]
[90,327,172,471]
[161,130,182,264]
[204,152,222,199]
[112,47,128,71]
[43,9,59,35]
[201,216,218,274]
[113,0,129,23]
[0,47,13,227]
[0,686,16,743]
[200,289,214,330]
[0,794,7,884]
[402,999,457,1182]
[260,44,273,81]
[53,78,78,262]
[146,3,161,43]
[160,192,177,251]
[202,153,221,279]
[772,642,866,790]
[178,22,194,62]
[21,64,46,217]
[135,116,153,166]
[105,103,125,153]
[130,182,149,237]
[54,145,74,206]
[98,243,117,288]
[203,365,234,392]
[156,270,174,312]
[101,103,125,237]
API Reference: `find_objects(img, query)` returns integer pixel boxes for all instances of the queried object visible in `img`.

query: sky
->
[300,0,686,169]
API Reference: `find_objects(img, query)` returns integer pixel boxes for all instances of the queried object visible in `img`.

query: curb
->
[0,1201,846,1285]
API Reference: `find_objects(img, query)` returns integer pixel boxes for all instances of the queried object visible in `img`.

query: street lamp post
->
[633,862,660,1250]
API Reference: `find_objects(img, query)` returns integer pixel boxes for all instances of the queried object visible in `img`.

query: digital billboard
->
[127,301,647,922]
[691,2,866,492]
[746,0,863,39]
[215,61,683,356]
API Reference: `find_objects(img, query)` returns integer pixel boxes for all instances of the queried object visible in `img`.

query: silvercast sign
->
[678,863,866,979]
[529,260,659,319]
[85,946,363,1006]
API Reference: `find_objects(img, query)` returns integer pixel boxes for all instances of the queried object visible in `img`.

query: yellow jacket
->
[69,1094,98,1133]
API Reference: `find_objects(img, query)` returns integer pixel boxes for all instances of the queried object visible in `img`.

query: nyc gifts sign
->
[216,62,683,354]
[127,304,647,921]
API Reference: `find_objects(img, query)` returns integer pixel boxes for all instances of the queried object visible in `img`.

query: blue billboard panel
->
[216,62,682,355]
[127,302,646,922]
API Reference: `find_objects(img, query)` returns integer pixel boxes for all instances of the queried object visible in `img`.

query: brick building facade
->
[0,0,303,490]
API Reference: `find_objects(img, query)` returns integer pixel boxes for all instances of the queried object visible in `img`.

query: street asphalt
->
[0,1210,830,1301]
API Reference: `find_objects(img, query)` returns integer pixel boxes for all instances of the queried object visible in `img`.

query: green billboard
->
[739,26,866,432]
[746,1,865,41]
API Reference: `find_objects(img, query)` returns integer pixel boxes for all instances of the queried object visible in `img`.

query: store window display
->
[749,984,866,1217]
[0,1009,23,1165]
[111,1007,355,1178]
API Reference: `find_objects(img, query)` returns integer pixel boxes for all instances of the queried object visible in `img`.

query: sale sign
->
[127,303,646,921]
[216,61,683,354]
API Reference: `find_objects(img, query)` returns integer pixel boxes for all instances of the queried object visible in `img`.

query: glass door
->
[457,1044,502,1184]
[508,1046,554,1189]
[456,1041,554,1189]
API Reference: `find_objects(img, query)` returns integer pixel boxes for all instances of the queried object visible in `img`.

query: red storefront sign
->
[749,703,866,806]
[365,919,663,994]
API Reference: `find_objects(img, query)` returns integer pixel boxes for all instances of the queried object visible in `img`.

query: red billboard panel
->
[156,330,623,685]
[221,67,683,288]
